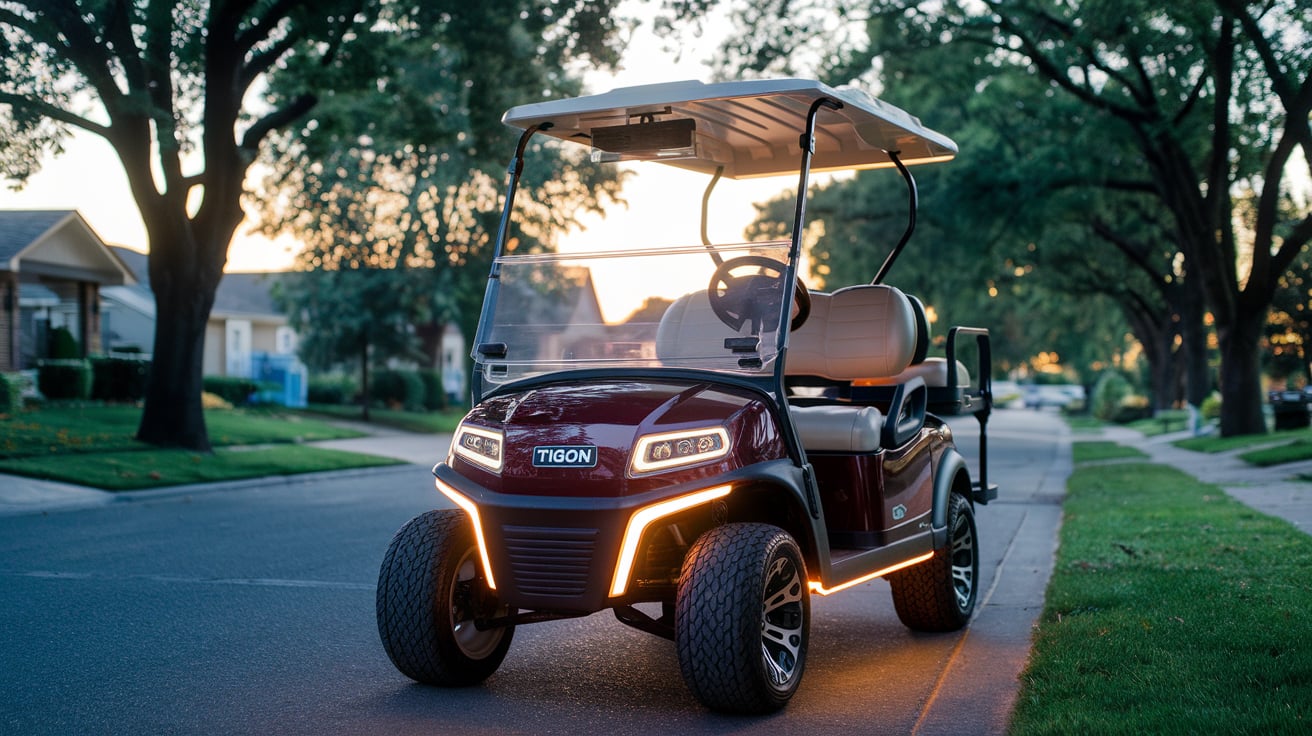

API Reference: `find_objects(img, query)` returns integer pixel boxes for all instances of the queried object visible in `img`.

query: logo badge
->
[892,504,907,521]
[532,445,598,468]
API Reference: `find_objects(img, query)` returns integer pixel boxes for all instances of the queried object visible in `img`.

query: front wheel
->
[376,509,514,685]
[676,523,810,714]
[889,492,979,631]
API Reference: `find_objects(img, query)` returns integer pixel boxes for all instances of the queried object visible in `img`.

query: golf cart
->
[376,78,996,714]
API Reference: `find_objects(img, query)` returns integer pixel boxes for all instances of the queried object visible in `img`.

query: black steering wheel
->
[707,255,812,333]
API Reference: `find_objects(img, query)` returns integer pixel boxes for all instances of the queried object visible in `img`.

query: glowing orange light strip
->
[808,551,935,596]
[435,478,498,590]
[609,484,732,597]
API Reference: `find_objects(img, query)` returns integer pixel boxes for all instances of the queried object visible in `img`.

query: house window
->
[275,326,297,355]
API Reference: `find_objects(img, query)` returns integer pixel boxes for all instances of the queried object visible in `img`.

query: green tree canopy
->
[0,0,627,449]
[255,3,626,400]
[685,0,1312,435]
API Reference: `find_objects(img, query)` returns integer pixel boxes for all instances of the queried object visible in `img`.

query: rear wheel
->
[376,509,514,685]
[889,492,978,631]
[675,523,809,714]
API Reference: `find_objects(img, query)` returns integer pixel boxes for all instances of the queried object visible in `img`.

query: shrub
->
[417,369,446,411]
[0,373,23,415]
[1111,394,1153,423]
[90,356,149,402]
[1201,392,1222,420]
[202,376,261,405]
[307,375,356,405]
[1090,371,1132,422]
[37,359,93,400]
[48,326,80,359]
[370,369,425,410]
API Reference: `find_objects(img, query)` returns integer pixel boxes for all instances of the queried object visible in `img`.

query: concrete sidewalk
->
[1100,425,1312,535]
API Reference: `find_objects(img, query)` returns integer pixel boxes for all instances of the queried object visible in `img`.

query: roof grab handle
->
[873,150,916,285]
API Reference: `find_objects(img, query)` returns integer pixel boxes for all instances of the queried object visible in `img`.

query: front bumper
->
[432,459,798,613]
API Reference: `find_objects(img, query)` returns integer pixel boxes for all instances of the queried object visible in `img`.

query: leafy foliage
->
[694,0,1312,435]
[0,0,631,450]
[257,0,628,387]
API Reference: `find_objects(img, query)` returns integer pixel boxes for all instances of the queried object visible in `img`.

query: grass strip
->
[0,445,401,491]
[1072,440,1148,464]
[1176,425,1312,454]
[1122,409,1192,437]
[303,404,465,434]
[1239,438,1312,467]
[0,405,363,459]
[1062,415,1104,433]
[1009,462,1312,735]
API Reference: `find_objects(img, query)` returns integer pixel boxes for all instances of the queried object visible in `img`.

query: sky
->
[0,2,793,278]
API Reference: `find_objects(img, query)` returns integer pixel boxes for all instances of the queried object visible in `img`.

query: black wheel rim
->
[760,554,804,688]
[449,549,505,659]
[949,509,976,612]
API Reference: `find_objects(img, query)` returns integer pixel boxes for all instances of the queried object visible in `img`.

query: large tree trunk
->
[1180,283,1211,408]
[138,280,216,450]
[133,205,236,451]
[1216,309,1268,437]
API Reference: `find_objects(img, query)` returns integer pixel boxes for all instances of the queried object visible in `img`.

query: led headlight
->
[631,426,731,474]
[451,423,505,473]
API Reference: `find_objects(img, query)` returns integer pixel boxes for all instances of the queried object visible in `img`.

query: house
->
[0,210,135,371]
[2,209,470,402]
[104,246,297,377]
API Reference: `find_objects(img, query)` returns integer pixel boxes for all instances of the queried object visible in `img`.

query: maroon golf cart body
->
[376,78,996,714]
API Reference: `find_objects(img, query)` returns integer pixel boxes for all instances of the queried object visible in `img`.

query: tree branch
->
[0,92,111,137]
[239,94,317,153]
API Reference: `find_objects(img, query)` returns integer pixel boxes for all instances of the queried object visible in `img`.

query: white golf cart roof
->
[502,78,957,179]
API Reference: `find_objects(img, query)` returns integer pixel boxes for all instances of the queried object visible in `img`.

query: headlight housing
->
[451,423,505,473]
[631,426,730,475]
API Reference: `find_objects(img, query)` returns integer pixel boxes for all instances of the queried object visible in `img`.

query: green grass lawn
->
[0,404,397,490]
[1062,415,1104,433]
[1072,440,1149,464]
[0,404,364,459]
[1176,425,1312,454]
[1239,438,1312,467]
[0,445,401,491]
[1009,458,1312,734]
[1122,409,1192,437]
[303,403,465,433]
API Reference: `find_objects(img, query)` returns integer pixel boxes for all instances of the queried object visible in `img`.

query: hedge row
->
[308,369,448,411]
[33,357,152,403]
[0,373,23,414]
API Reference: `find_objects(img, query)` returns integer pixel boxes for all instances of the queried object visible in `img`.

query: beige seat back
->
[786,284,918,381]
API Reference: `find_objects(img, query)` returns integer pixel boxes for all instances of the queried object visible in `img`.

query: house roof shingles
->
[0,209,77,264]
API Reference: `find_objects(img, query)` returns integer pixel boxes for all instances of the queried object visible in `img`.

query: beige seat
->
[785,285,920,452]
[655,290,758,361]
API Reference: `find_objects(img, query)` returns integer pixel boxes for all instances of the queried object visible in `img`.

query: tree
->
[687,0,1312,436]
[0,0,626,449]
[256,1,625,406]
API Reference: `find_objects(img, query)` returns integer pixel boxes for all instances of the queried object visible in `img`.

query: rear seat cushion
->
[786,285,918,381]
[791,404,883,453]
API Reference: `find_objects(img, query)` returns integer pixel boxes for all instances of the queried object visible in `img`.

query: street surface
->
[0,409,1069,735]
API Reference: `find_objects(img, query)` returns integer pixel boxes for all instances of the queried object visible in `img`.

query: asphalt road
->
[0,408,1069,735]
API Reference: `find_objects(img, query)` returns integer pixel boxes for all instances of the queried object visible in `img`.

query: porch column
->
[78,281,103,356]
[0,274,16,371]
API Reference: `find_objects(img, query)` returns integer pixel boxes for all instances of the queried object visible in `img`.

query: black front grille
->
[502,525,598,598]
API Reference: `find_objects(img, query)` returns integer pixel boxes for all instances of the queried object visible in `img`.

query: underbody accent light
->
[434,477,497,590]
[808,551,934,596]
[609,484,732,597]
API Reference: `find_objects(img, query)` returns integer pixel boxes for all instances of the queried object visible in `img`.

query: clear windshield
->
[476,240,792,385]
